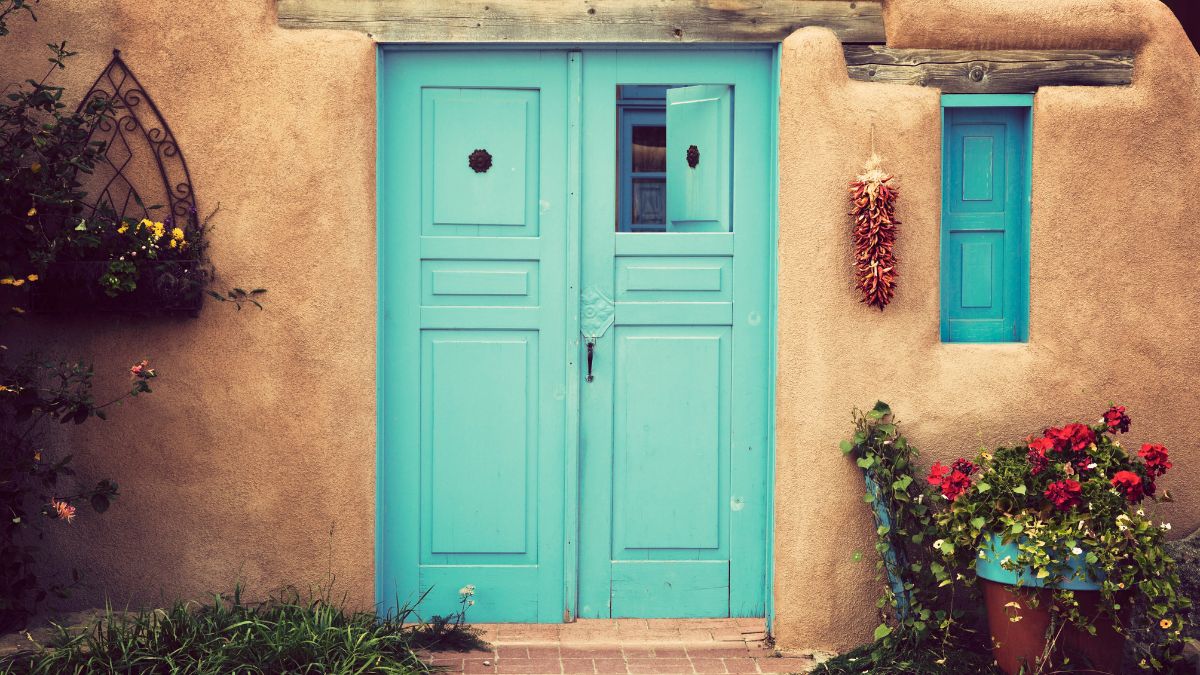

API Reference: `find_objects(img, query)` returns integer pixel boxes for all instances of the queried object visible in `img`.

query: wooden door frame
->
[375,44,780,624]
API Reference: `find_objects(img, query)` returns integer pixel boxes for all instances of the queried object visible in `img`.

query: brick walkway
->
[420,618,819,674]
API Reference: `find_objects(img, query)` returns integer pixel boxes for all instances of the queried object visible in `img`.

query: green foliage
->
[0,585,482,674]
[0,355,157,631]
[840,402,978,665]
[0,38,115,283]
[813,638,1002,675]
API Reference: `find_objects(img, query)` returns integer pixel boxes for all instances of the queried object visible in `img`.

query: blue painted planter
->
[976,533,1102,591]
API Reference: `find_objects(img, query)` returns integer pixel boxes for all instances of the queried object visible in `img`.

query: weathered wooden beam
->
[277,0,885,44]
[843,46,1134,93]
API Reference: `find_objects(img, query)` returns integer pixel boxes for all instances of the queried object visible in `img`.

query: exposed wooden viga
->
[844,46,1135,93]
[276,0,887,43]
[278,1,1135,92]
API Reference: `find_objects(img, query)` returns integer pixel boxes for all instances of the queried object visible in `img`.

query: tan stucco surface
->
[775,0,1200,652]
[0,0,1196,656]
[0,1,379,612]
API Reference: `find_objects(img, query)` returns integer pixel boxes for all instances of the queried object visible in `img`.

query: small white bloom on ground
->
[933,539,944,551]
[1161,522,1172,531]
[1071,547,1083,555]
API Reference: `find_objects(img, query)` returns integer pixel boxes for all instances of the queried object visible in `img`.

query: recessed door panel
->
[423,332,533,557]
[613,330,727,552]
[424,88,539,234]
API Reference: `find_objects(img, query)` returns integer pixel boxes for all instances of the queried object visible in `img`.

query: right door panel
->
[578,50,772,619]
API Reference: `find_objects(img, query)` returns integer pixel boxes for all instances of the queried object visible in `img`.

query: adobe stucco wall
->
[775,0,1200,653]
[0,1,380,612]
[0,0,1196,656]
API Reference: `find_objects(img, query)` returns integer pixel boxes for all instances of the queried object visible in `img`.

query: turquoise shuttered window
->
[940,94,1032,343]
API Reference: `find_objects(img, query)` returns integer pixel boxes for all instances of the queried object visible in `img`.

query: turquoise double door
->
[378,48,773,622]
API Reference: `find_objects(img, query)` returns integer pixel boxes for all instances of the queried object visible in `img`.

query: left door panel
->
[379,50,569,622]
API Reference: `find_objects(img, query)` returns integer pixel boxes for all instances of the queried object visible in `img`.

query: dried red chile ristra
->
[849,154,900,311]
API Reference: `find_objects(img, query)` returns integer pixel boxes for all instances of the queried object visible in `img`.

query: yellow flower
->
[171,227,185,241]
[138,218,152,231]
[117,223,129,234]
[150,221,165,240]
[169,239,177,248]
[32,450,40,462]
[1160,619,1173,629]
[25,274,37,282]
[11,279,24,287]
[26,207,36,217]
[0,277,12,285]
[10,307,24,314]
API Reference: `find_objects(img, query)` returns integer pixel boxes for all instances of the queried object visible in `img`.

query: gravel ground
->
[1167,534,1200,641]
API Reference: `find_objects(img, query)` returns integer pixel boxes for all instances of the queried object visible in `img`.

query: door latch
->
[585,338,596,383]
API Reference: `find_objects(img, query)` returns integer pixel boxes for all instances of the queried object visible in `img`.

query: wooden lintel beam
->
[843,46,1134,93]
[277,0,886,44]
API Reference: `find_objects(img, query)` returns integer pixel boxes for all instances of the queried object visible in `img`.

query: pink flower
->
[50,498,76,523]
[130,359,155,379]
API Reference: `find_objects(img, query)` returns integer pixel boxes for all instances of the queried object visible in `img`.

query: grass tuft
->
[0,585,482,674]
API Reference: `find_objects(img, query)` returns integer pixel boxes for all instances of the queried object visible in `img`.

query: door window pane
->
[631,126,666,173]
[632,178,665,228]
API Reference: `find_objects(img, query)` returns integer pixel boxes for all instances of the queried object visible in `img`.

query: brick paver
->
[419,619,818,674]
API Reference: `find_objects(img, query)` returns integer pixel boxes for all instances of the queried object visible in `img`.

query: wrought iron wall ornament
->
[77,49,199,231]
[469,148,493,173]
[687,144,700,168]
[29,49,207,315]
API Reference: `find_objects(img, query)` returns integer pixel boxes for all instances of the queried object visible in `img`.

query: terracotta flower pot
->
[978,535,1126,675]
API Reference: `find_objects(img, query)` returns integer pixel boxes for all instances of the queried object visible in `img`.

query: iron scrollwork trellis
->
[30,49,206,315]
[78,49,199,231]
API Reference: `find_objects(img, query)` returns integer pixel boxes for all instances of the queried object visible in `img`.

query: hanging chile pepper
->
[849,154,900,311]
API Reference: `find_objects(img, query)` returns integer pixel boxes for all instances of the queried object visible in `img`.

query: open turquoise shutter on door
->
[666,85,731,232]
[941,102,1031,342]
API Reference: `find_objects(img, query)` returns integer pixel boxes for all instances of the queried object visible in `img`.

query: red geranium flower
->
[1045,479,1083,511]
[927,462,949,487]
[1103,405,1131,433]
[1044,424,1095,453]
[1028,436,1055,455]
[1027,446,1046,473]
[1026,436,1054,475]
[928,460,975,501]
[950,458,978,475]
[1061,423,1096,453]
[1111,470,1144,503]
[1138,444,1171,478]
